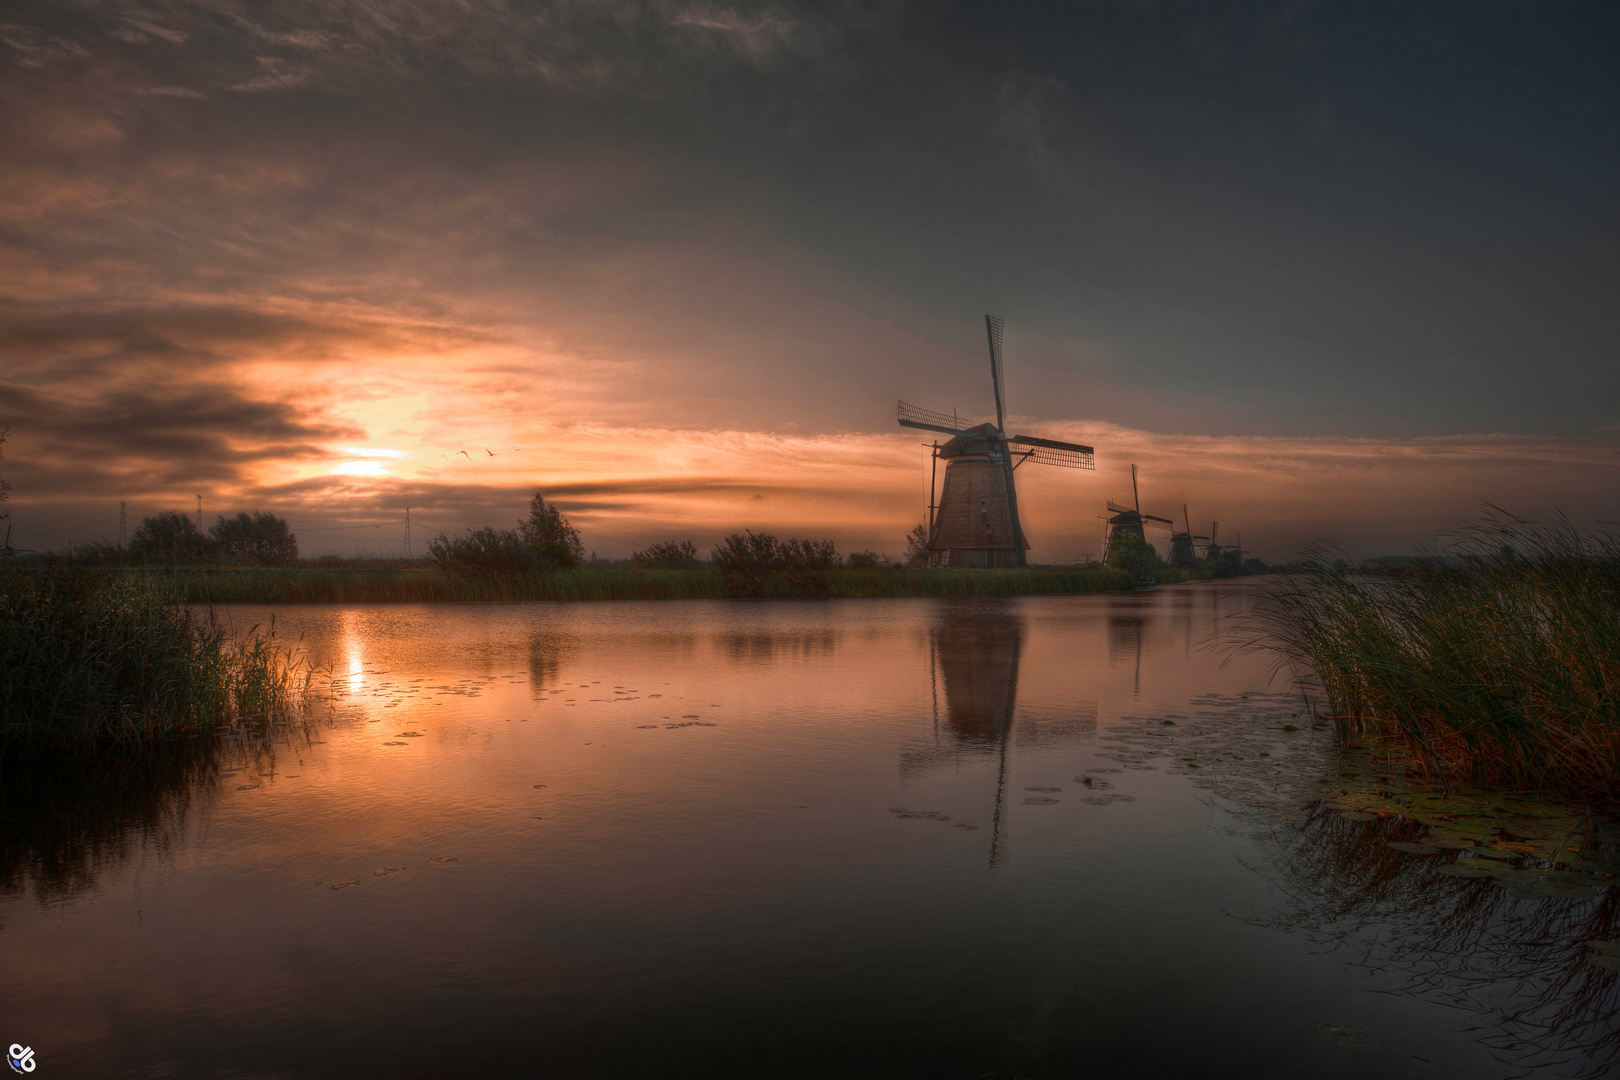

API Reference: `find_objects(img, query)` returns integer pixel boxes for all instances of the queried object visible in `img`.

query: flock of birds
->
[439,448,522,463]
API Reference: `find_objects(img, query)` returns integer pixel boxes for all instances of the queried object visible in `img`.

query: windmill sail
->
[986,315,1006,431]
[1007,434,1094,470]
[898,400,973,437]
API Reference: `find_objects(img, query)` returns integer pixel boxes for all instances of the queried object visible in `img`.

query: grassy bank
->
[0,567,307,756]
[133,564,1133,604]
[1256,513,1620,802]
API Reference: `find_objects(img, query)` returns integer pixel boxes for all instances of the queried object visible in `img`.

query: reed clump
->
[1256,511,1620,801]
[0,566,306,755]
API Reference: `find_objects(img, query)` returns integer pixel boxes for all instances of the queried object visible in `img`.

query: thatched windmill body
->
[899,316,1096,568]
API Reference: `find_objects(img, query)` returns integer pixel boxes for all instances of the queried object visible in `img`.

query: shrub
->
[846,550,885,569]
[631,540,699,568]
[711,532,841,597]
[426,527,557,577]
[903,523,929,567]
[129,511,214,564]
[210,512,298,566]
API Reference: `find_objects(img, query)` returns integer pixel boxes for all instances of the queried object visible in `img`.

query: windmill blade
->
[1142,514,1176,529]
[986,315,1006,431]
[1007,433,1094,470]
[897,400,974,438]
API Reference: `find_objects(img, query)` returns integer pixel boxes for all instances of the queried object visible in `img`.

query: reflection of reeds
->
[1250,806,1619,1076]
[141,564,1132,603]
[0,712,312,905]
[1252,511,1620,800]
[0,567,309,754]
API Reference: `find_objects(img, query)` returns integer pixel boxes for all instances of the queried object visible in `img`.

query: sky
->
[2,0,1617,561]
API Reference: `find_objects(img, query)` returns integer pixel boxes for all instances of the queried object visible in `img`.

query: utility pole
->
[119,501,126,550]
[196,494,203,531]
[404,507,412,557]
[927,441,939,538]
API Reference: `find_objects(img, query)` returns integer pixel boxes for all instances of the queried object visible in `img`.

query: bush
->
[210,512,298,566]
[631,540,699,568]
[426,527,558,578]
[711,532,840,597]
[903,523,929,567]
[846,550,885,569]
[129,511,213,564]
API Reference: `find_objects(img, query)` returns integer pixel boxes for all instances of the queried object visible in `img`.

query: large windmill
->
[899,316,1096,568]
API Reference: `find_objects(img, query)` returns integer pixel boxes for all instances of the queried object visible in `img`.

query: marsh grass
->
[1254,511,1620,801]
[0,567,310,755]
[142,564,1133,604]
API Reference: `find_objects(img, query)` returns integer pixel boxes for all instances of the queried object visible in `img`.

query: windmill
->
[1104,464,1173,550]
[1169,504,1210,565]
[898,316,1096,568]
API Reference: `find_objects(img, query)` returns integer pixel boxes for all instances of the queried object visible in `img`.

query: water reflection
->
[1254,808,1620,1077]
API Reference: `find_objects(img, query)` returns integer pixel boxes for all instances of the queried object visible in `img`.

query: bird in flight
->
[457,450,470,458]
[485,448,497,456]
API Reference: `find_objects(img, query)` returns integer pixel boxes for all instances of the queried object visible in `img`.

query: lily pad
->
[1386,841,1442,855]
[428,856,458,864]
[330,880,359,890]
[1437,863,1496,878]
[1022,797,1059,805]
[1317,1023,1379,1051]
[373,866,406,877]
[1533,879,1598,899]
[1024,786,1063,793]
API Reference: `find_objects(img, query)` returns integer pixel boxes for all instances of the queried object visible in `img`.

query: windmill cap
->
[939,423,1003,459]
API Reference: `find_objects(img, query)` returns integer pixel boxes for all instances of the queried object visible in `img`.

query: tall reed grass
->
[1255,511,1620,801]
[0,567,307,755]
[142,564,1133,604]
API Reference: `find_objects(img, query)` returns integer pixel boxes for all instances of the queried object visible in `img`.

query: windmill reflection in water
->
[902,599,1097,866]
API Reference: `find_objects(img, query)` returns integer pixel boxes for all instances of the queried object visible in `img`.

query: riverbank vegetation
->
[119,560,1132,604]
[0,566,307,756]
[1257,512,1620,802]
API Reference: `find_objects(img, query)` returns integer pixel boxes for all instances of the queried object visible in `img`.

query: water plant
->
[1254,510,1620,801]
[0,566,307,755]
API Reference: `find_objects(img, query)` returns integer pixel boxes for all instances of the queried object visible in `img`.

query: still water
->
[2,585,1614,1078]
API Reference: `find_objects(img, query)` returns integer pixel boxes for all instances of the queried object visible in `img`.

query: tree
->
[846,550,884,569]
[903,523,929,567]
[210,512,298,566]
[1106,529,1160,582]
[519,493,583,567]
[129,511,214,563]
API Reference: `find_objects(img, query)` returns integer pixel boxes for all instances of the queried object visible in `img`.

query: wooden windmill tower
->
[898,316,1096,567]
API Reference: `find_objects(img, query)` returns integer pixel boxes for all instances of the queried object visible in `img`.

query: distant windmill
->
[1104,464,1173,549]
[898,316,1096,567]
[1169,504,1210,565]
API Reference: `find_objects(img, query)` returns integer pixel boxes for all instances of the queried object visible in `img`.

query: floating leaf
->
[373,866,406,877]
[1386,841,1442,855]
[1437,863,1496,878]
[428,856,458,864]
[330,880,359,890]
[1022,797,1059,806]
